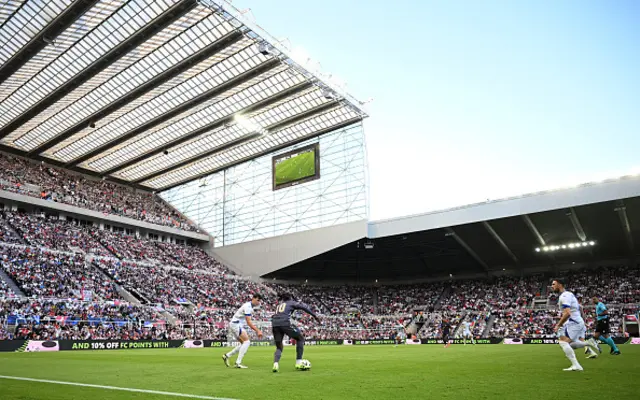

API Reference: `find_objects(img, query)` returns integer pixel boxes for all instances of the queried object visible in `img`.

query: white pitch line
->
[0,375,240,400]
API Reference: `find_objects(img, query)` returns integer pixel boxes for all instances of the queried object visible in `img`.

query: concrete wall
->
[369,175,640,239]
[0,190,209,242]
[213,220,368,277]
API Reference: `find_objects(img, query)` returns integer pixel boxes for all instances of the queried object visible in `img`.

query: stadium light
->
[234,115,268,135]
[536,241,595,253]
[258,42,274,56]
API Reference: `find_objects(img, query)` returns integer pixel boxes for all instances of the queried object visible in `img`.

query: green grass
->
[0,345,638,400]
[274,151,315,186]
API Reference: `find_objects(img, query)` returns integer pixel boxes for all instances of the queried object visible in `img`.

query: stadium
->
[0,1,638,399]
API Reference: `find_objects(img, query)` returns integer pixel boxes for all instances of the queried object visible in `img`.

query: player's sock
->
[559,341,582,369]
[274,348,283,363]
[226,345,241,358]
[295,337,305,360]
[569,340,585,349]
[601,336,619,352]
[235,340,250,364]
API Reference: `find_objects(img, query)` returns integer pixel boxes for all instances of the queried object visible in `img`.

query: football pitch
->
[274,151,315,186]
[0,345,637,400]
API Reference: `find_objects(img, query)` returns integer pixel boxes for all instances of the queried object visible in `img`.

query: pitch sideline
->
[0,375,240,400]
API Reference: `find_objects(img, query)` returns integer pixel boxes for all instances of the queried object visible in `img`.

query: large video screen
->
[272,144,320,190]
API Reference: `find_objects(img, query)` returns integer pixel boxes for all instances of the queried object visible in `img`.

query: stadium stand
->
[1,245,118,300]
[0,153,197,231]
[2,212,111,256]
[0,202,639,341]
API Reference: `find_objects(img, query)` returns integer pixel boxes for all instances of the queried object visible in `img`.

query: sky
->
[244,0,640,221]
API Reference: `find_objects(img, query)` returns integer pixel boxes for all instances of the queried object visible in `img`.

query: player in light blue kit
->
[590,296,620,355]
[461,321,474,345]
[551,279,599,371]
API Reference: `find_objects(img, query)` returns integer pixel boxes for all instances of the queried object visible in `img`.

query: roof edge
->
[368,174,640,239]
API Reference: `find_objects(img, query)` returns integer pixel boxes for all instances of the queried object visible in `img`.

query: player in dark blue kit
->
[442,321,452,348]
[271,292,321,372]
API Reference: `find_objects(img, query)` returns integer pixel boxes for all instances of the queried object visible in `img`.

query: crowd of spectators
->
[155,242,231,274]
[3,212,111,256]
[1,232,638,341]
[360,315,408,338]
[1,246,118,300]
[0,299,169,340]
[0,217,22,244]
[440,276,542,312]
[293,285,375,315]
[0,211,233,273]
[95,230,176,264]
[490,309,559,338]
[419,311,463,338]
[0,279,15,299]
[377,283,445,314]
[561,266,640,304]
[97,259,273,310]
[0,152,196,231]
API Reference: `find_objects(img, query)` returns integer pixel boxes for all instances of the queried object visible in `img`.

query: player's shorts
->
[463,330,471,337]
[397,333,407,340]
[272,324,303,343]
[595,318,610,335]
[558,322,586,341]
[228,322,245,339]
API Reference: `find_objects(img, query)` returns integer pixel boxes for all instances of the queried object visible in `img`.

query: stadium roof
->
[265,175,640,282]
[0,0,366,191]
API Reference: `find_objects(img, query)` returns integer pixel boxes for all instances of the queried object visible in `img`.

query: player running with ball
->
[551,279,599,371]
[271,292,321,372]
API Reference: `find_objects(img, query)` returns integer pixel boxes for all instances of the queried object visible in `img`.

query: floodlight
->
[322,88,337,100]
[258,42,273,56]
[589,241,595,246]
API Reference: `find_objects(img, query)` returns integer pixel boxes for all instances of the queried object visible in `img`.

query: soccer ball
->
[299,359,312,370]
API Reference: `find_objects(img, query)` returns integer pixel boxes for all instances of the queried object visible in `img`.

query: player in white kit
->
[551,279,599,371]
[222,294,263,369]
[461,321,474,345]
[394,324,407,347]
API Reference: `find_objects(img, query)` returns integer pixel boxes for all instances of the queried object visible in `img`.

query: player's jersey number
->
[277,303,287,313]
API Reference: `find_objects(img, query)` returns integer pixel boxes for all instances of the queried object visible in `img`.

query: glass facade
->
[161,122,368,246]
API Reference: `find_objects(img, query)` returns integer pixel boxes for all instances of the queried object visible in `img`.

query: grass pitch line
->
[0,375,240,400]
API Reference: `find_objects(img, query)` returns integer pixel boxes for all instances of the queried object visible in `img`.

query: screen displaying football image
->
[272,144,320,190]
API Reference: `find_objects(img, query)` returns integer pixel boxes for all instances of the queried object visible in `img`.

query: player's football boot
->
[584,341,599,356]
[563,366,584,371]
[273,362,279,372]
[234,363,248,369]
[612,350,621,355]
[222,354,230,367]
[590,339,602,353]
